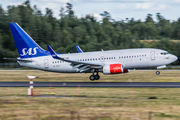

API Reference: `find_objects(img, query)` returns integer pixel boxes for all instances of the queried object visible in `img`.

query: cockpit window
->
[161,52,169,55]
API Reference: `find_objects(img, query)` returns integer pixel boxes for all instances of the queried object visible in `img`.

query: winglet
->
[47,45,59,59]
[76,45,83,53]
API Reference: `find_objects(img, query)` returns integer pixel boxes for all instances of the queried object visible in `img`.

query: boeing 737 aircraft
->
[5,23,178,81]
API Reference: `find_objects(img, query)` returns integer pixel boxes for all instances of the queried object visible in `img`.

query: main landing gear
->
[89,72,100,81]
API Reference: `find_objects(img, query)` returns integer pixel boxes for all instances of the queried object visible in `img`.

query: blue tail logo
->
[9,23,50,58]
[20,47,38,56]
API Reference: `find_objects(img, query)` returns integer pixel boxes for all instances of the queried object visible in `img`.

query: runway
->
[1,82,180,88]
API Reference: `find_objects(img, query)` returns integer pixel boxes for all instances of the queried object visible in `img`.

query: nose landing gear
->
[156,71,160,75]
[156,65,166,75]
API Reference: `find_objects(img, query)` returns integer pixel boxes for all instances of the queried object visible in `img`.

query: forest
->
[0,0,180,64]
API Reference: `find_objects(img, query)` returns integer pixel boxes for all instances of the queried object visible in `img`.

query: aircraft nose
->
[171,55,178,62]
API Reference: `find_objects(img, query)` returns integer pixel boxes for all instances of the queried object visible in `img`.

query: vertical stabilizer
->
[9,23,50,58]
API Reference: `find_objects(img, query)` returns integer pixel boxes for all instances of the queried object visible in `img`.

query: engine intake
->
[103,64,129,74]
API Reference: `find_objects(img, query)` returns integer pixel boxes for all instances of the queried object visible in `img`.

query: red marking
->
[110,64,122,74]
[30,84,33,86]
[36,90,42,96]
[30,79,33,81]
[31,88,33,96]
[76,85,81,96]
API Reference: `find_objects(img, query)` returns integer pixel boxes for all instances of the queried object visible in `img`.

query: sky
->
[1,0,180,22]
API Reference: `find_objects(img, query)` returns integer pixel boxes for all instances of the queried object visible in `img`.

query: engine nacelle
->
[103,64,129,74]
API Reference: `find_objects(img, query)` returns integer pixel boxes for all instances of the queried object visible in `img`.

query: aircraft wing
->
[4,58,33,62]
[76,45,83,53]
[47,45,103,72]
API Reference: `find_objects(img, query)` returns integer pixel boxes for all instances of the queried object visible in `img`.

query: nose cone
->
[171,55,178,62]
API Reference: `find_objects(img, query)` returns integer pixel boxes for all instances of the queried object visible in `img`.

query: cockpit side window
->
[161,52,169,55]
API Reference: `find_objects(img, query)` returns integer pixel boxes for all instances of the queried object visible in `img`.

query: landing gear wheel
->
[95,75,100,80]
[89,75,95,81]
[156,71,160,75]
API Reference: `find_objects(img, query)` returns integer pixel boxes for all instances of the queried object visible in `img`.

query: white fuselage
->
[18,48,177,73]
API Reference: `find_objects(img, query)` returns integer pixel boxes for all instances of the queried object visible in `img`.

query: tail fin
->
[9,23,50,58]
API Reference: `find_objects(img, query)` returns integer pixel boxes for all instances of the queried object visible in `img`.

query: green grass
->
[0,70,180,119]
[0,87,180,119]
[0,70,180,82]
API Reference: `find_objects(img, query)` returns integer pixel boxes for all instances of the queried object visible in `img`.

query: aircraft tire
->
[156,71,160,75]
[90,75,95,81]
[95,75,100,80]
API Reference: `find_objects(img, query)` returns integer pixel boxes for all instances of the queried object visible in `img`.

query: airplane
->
[5,23,178,81]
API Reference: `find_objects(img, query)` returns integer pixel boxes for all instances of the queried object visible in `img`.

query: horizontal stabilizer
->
[4,58,33,62]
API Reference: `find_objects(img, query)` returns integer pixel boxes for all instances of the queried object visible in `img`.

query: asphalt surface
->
[1,82,180,88]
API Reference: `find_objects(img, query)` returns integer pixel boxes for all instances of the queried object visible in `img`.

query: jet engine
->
[103,64,129,74]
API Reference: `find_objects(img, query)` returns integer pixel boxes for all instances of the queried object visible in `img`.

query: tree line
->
[0,0,180,64]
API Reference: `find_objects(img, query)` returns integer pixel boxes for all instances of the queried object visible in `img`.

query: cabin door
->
[44,59,49,69]
[150,51,155,60]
